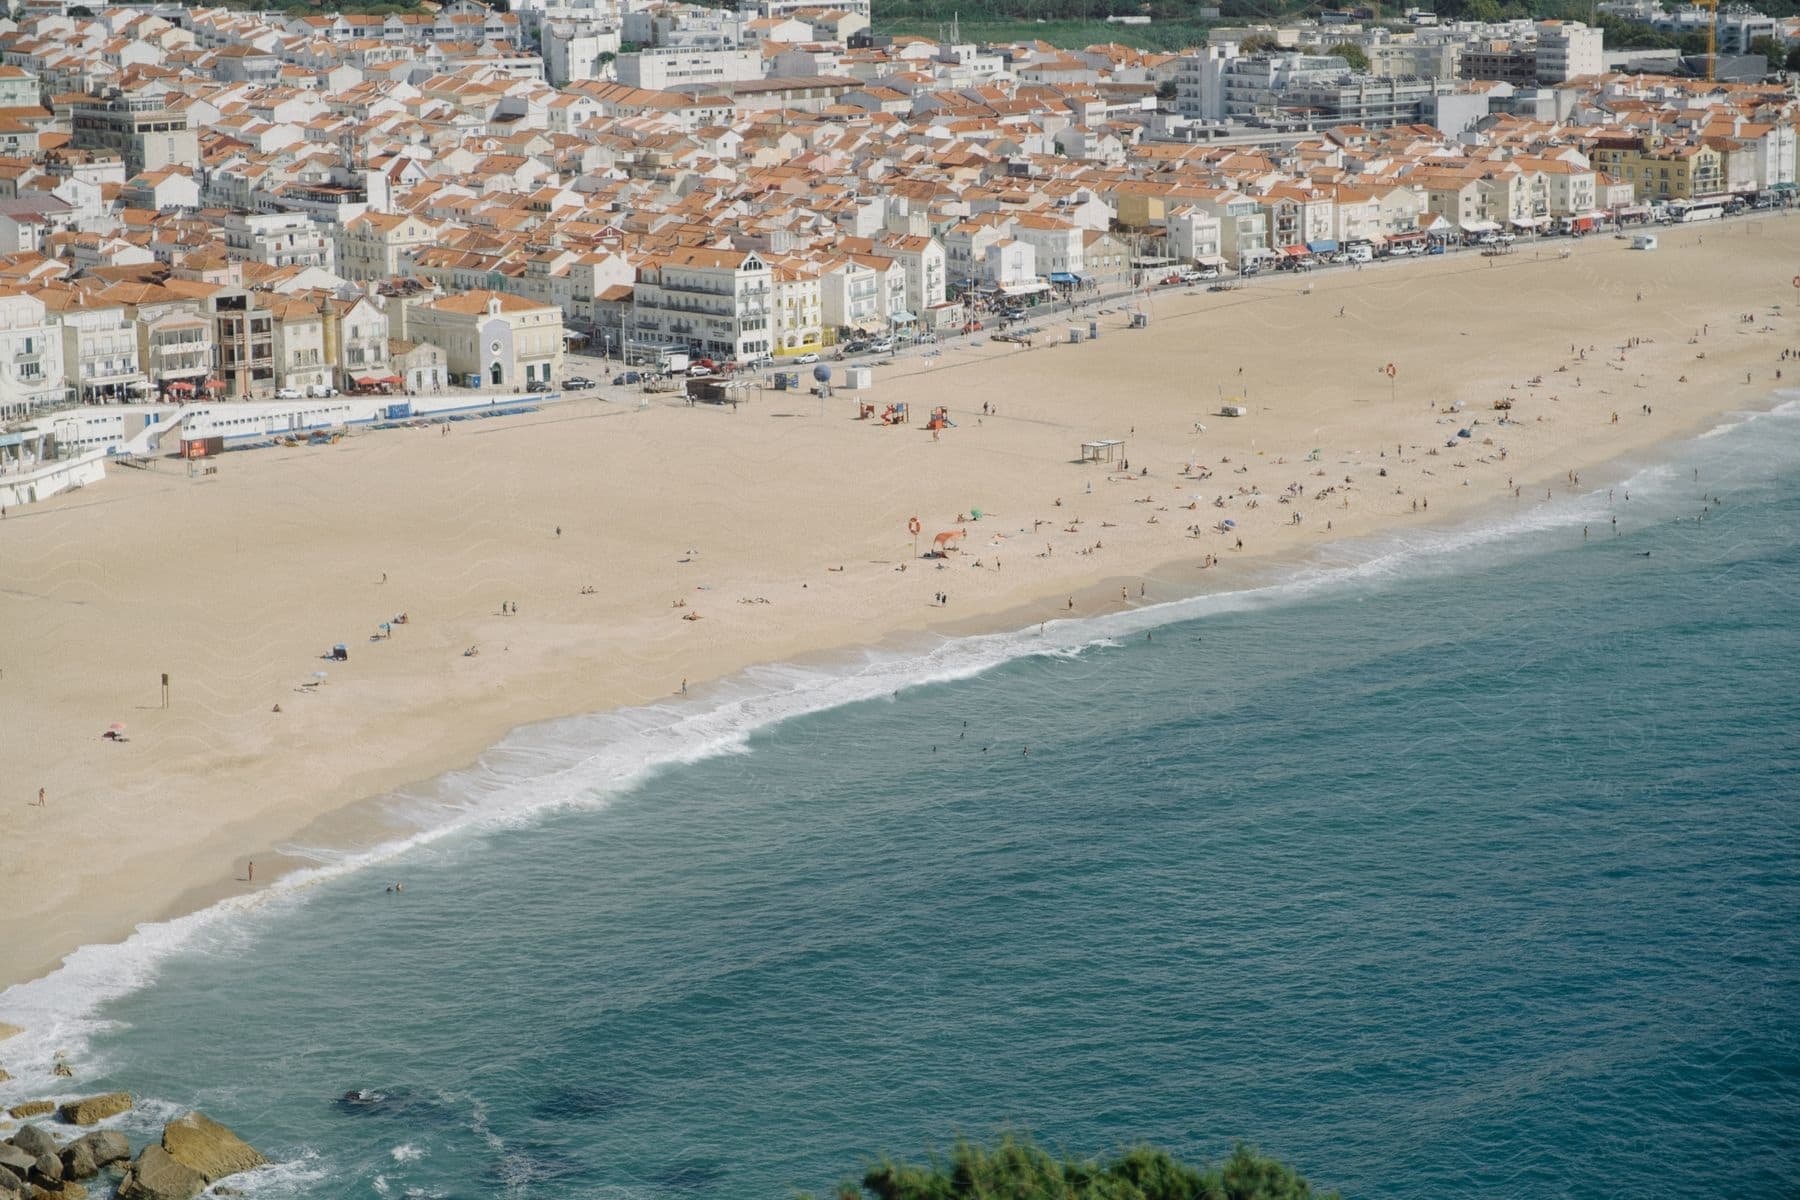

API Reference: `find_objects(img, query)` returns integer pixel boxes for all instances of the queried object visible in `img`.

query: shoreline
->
[2,220,1794,1017]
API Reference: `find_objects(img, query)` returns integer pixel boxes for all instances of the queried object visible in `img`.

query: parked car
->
[304,383,338,398]
[687,364,716,378]
[843,339,870,353]
[526,379,553,392]
[562,375,595,390]
[275,387,302,400]
[870,337,894,354]
[795,352,820,364]
[612,371,642,385]
[743,354,774,369]
[1426,244,1447,255]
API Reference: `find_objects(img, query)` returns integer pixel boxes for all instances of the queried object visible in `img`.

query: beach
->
[1,218,1793,996]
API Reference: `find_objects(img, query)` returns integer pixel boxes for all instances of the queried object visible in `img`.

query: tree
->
[1238,32,1282,54]
[1156,78,1178,102]
[805,1132,1341,1200]
[1787,43,1800,72]
[1747,34,1784,63]
[1327,41,1370,71]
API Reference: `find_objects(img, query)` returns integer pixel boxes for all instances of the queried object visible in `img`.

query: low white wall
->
[0,450,107,508]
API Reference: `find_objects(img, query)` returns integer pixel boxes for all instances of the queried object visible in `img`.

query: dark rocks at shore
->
[55,1097,132,1128]
[0,1143,34,1183]
[62,1131,129,1180]
[1,1103,261,1200]
[6,1130,54,1164]
[5,1103,52,1121]
[158,1113,265,1183]
[116,1145,204,1200]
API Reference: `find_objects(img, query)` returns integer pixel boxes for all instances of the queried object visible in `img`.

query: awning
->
[355,376,381,388]
[1459,220,1501,234]
[203,379,226,391]
[1280,245,1310,257]
[1511,217,1548,228]
[1306,240,1337,253]
[380,375,405,386]
[997,282,1050,297]
[1194,255,1227,267]
[889,308,917,323]
[165,380,195,393]
[1048,272,1079,284]
[1387,231,1425,243]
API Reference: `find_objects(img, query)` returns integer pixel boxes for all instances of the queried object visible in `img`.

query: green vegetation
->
[805,1133,1340,1200]
[178,0,431,14]
[879,15,1214,50]
[1326,40,1369,69]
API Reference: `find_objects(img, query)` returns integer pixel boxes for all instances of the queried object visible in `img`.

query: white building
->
[542,21,623,86]
[614,46,761,90]
[0,287,65,418]
[984,239,1036,289]
[1533,20,1604,83]
[220,210,336,272]
[44,293,146,405]
[629,246,772,363]
[1007,214,1086,282]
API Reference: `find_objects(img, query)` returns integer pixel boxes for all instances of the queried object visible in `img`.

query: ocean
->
[3,399,1798,1199]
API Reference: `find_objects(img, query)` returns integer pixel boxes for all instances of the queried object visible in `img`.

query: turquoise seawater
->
[3,401,1798,1199]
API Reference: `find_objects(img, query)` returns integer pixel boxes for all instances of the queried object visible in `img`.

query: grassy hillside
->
[879,15,1214,50]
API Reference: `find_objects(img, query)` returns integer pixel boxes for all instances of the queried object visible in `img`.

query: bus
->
[1666,198,1726,223]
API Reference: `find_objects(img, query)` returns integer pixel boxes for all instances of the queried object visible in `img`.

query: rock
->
[6,1129,54,1165]
[0,1024,22,1044]
[6,1128,56,1161]
[0,1168,18,1198]
[0,1067,11,1082]
[54,1095,129,1127]
[115,1146,203,1200]
[160,1113,265,1184]
[53,1140,93,1184]
[5,1104,52,1121]
[32,1184,88,1200]
[60,1132,126,1178]
[0,1144,31,1180]
[30,1152,62,1185]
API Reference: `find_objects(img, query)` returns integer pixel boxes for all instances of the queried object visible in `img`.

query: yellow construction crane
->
[1696,0,1719,82]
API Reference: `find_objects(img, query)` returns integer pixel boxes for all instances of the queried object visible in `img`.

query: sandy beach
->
[1,218,1793,996]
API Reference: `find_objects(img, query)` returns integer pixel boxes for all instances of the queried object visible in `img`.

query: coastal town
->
[4,0,1800,1186]
[0,0,1797,503]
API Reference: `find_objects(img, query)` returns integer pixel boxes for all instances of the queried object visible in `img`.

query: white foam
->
[390,1143,425,1163]
[3,391,1797,1105]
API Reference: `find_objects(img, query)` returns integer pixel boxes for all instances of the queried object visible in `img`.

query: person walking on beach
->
[36,786,45,808]
[680,679,687,695]
[247,860,254,883]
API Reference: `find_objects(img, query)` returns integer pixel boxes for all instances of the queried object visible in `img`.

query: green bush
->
[803,1132,1340,1200]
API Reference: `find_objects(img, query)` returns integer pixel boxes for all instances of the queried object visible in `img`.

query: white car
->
[306,384,338,398]
[796,352,820,364]
[275,387,302,400]
[869,338,894,354]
